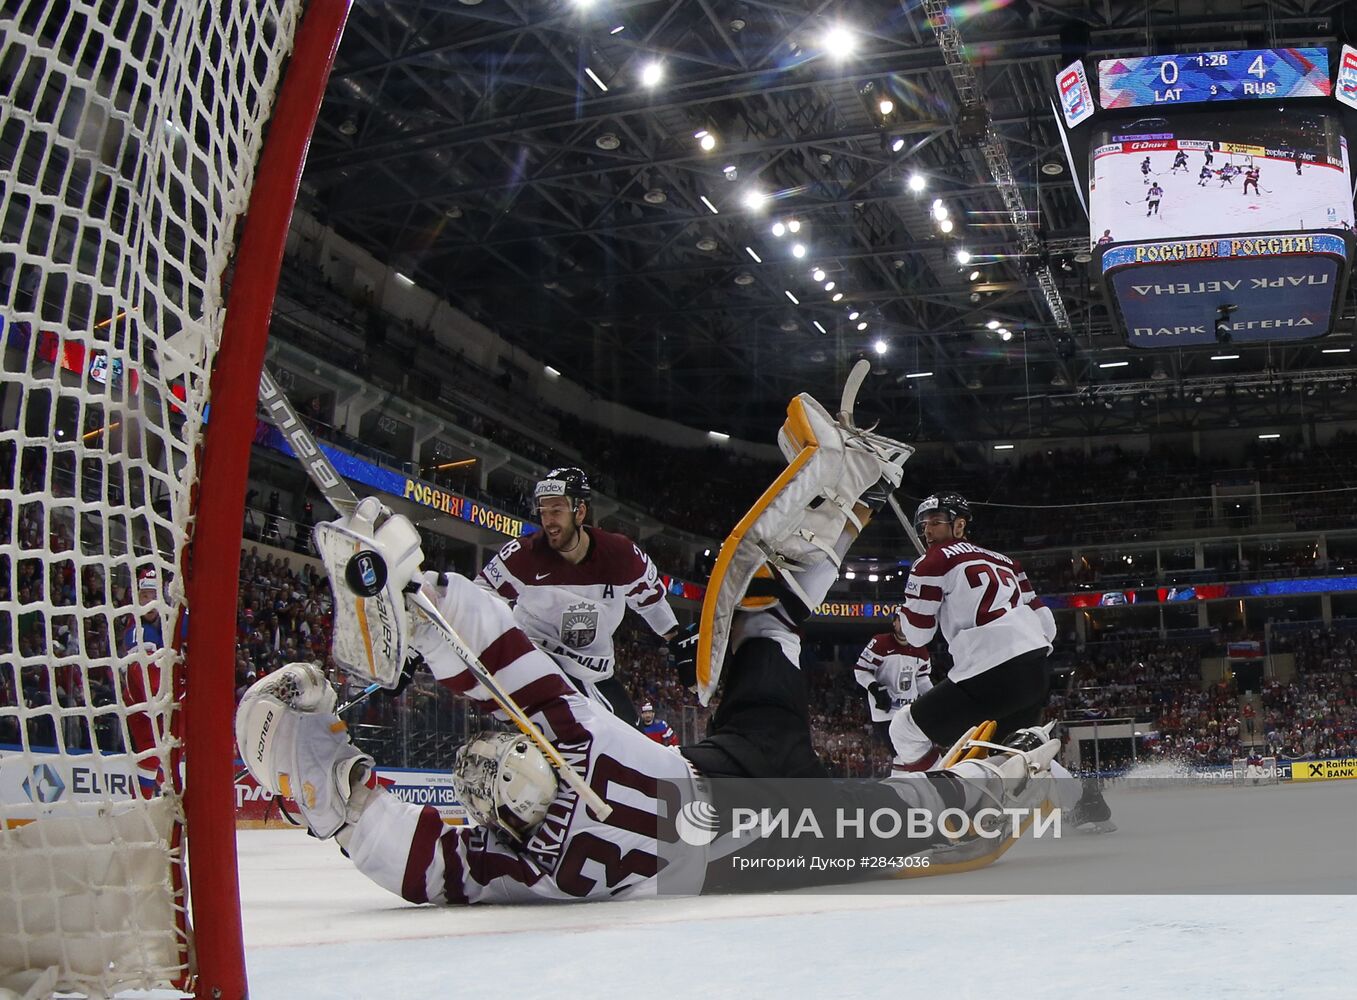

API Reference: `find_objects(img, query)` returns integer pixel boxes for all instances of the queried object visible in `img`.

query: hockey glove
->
[667,623,700,689]
[313,496,424,689]
[867,681,892,712]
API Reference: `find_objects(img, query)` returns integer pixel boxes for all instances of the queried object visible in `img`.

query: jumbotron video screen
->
[1089,109,1352,245]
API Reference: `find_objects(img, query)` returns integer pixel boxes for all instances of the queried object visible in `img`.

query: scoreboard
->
[1099,47,1331,109]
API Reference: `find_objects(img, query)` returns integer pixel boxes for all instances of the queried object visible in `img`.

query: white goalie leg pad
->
[234,664,375,839]
[697,392,913,704]
[313,496,424,688]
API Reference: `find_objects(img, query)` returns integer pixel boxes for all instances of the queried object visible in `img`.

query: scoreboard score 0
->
[1099,48,1330,109]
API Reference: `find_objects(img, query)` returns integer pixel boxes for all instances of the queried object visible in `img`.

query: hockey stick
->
[256,366,612,820]
[837,359,926,556]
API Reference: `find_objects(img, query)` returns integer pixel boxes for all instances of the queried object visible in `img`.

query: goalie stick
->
[256,367,613,820]
[836,360,926,557]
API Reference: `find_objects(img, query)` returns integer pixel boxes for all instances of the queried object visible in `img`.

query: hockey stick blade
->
[837,358,871,428]
[256,367,611,821]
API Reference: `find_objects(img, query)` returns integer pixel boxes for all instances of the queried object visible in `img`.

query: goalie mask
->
[914,493,972,535]
[535,467,591,515]
[452,731,559,840]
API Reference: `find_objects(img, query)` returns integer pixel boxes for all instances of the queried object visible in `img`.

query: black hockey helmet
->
[914,493,972,533]
[535,466,591,512]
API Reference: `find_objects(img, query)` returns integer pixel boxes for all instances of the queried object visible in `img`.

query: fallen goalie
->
[235,377,1061,902]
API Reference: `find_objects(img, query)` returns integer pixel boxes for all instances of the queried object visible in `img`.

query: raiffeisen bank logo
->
[23,763,66,804]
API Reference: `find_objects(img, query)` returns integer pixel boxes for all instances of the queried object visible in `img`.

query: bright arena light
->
[791,243,806,258]
[931,199,949,221]
[821,25,856,59]
[986,319,1000,330]
[879,98,894,115]
[908,173,926,192]
[891,137,905,152]
[824,281,835,291]
[771,222,786,237]
[787,219,801,233]
[812,268,826,282]
[873,339,888,356]
[939,219,954,233]
[857,321,868,331]
[699,133,716,151]
[743,189,768,210]
[955,249,972,265]
[832,292,843,301]
[640,61,663,87]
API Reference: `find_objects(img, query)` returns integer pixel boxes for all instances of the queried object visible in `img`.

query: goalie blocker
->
[313,496,424,688]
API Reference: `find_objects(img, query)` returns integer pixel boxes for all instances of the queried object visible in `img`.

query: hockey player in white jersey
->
[477,467,679,726]
[235,384,1065,903]
[854,630,931,766]
[887,494,1114,831]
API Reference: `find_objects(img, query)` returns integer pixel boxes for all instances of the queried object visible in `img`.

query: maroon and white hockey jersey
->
[344,572,704,903]
[854,632,932,722]
[897,541,1056,682]
[476,527,678,682]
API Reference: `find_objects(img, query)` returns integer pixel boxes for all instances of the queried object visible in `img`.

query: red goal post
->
[0,2,349,997]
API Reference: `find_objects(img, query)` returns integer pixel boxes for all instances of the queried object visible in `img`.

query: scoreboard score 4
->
[1099,48,1331,108]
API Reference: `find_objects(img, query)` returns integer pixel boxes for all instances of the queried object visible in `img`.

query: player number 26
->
[964,563,1020,626]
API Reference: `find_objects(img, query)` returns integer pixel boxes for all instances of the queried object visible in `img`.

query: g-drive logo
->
[676,803,1059,846]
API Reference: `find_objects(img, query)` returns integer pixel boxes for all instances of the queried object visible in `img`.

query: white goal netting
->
[0,1,307,994]
[1231,756,1280,786]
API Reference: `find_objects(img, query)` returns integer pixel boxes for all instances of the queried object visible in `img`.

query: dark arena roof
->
[295,0,1357,443]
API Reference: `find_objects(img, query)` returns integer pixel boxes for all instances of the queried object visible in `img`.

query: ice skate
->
[1068,776,1118,834]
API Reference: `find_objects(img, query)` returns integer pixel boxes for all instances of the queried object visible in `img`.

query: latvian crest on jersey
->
[561,602,599,648]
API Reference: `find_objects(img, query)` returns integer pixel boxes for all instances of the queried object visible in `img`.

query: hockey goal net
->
[1231,756,1280,786]
[0,2,345,996]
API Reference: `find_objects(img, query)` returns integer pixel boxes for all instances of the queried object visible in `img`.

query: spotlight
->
[822,25,856,59]
[722,164,738,181]
[891,137,905,152]
[699,133,716,151]
[849,311,860,320]
[873,339,888,355]
[771,222,786,237]
[931,199,949,221]
[743,189,768,211]
[879,98,894,115]
[969,270,981,281]
[985,319,1000,330]
[999,328,1013,342]
[824,281,835,291]
[791,243,807,258]
[955,249,972,265]
[812,268,826,282]
[787,219,801,233]
[857,321,868,331]
[939,219,954,233]
[640,61,663,87]
[907,173,926,192]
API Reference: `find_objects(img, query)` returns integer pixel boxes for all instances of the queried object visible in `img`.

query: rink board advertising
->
[1098,47,1331,109]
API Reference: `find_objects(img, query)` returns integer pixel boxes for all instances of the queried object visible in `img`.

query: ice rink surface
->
[238,779,1355,999]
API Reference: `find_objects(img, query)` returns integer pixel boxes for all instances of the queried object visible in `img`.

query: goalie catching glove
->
[313,496,424,688]
[234,663,377,839]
